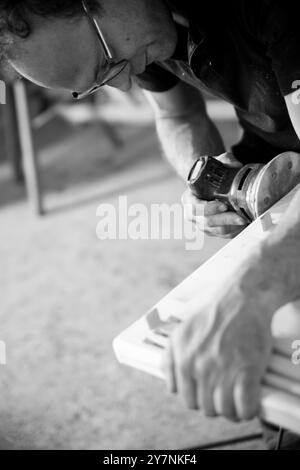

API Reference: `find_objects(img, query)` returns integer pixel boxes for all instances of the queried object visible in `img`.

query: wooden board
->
[113,184,300,434]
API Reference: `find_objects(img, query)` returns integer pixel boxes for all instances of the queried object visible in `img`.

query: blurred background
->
[0,81,264,449]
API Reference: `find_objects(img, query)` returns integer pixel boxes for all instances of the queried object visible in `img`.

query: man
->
[2,0,300,448]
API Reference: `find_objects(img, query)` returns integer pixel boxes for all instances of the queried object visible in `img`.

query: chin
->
[148,42,174,64]
[154,31,177,62]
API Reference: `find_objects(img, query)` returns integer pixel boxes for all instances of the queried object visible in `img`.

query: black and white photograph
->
[0,0,300,454]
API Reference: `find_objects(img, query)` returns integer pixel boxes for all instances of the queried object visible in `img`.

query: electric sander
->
[188,152,300,222]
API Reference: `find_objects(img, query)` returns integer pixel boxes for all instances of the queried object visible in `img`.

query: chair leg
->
[3,85,24,183]
[13,81,44,216]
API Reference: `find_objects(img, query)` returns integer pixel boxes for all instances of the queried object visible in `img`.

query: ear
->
[6,5,31,38]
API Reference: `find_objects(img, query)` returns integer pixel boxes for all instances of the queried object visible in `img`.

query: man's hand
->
[182,152,248,238]
[163,258,274,421]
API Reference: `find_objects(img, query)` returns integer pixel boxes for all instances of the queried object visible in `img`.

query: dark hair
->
[0,0,100,38]
[0,0,100,62]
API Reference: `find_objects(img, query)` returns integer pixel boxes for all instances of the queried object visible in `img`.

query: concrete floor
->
[0,98,265,449]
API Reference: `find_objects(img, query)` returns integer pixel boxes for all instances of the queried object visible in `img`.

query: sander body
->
[188,152,300,222]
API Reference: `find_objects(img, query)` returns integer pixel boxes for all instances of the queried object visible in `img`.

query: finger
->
[206,212,246,228]
[184,198,228,219]
[193,219,245,238]
[182,191,228,217]
[221,227,245,239]
[176,371,198,410]
[203,226,245,239]
[186,199,227,218]
[200,384,217,417]
[172,338,198,409]
[233,370,261,421]
[203,201,228,217]
[192,216,220,235]
[195,362,218,417]
[174,358,198,409]
[213,380,238,421]
[162,344,177,394]
[202,225,244,238]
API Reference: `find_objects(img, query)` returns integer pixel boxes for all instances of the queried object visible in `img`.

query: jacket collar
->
[170,16,206,67]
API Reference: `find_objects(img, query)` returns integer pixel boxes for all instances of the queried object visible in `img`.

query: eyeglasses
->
[72,0,128,99]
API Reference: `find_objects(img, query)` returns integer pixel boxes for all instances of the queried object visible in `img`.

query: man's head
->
[1,0,177,95]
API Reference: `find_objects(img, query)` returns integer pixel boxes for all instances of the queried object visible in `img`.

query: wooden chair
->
[3,81,43,215]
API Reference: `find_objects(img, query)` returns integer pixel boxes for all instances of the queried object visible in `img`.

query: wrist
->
[238,245,287,321]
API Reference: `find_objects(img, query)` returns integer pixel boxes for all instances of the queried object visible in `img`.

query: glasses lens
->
[100,60,128,86]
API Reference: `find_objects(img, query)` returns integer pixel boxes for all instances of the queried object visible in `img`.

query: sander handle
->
[187,156,239,204]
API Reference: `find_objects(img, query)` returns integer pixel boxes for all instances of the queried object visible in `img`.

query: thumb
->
[216,152,243,169]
